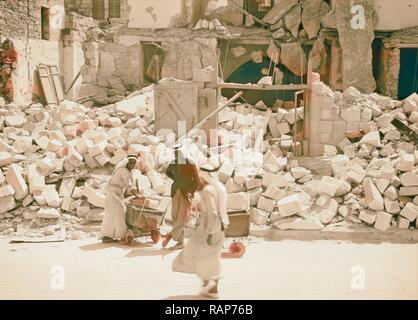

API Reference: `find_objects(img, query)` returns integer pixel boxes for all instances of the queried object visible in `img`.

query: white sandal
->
[199,280,219,299]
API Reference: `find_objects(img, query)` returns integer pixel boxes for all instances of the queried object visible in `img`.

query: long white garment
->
[172,185,224,281]
[100,166,131,239]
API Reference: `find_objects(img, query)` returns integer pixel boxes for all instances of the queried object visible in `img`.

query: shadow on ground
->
[163,295,213,300]
[79,240,154,251]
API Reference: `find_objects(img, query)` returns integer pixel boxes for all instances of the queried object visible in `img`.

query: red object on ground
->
[221,241,246,258]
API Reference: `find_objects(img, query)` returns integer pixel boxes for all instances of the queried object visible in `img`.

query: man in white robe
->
[100,156,138,244]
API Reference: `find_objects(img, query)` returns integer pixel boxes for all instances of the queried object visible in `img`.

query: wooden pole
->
[173,91,243,147]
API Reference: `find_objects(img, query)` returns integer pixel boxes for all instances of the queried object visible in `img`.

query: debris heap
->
[0,82,417,240]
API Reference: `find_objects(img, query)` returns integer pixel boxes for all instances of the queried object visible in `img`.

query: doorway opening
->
[398,48,418,100]
[142,42,167,85]
[41,7,50,40]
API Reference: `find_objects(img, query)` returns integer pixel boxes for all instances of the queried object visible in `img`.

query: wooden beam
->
[384,43,418,49]
[217,83,308,91]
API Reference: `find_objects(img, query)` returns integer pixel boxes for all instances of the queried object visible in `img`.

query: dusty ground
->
[0,237,417,300]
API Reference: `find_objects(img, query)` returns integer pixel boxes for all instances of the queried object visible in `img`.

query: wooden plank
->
[391,118,418,145]
[217,83,308,91]
[37,65,58,105]
[49,65,64,102]
[154,84,199,136]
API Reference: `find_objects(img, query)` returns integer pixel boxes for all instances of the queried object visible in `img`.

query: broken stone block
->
[251,208,269,225]
[36,207,61,219]
[94,151,111,166]
[341,107,361,122]
[89,140,108,157]
[26,164,45,194]
[36,157,57,175]
[262,0,298,25]
[399,186,418,196]
[268,118,281,138]
[284,4,301,38]
[59,178,76,198]
[0,152,12,167]
[42,188,60,208]
[110,148,127,166]
[338,205,350,217]
[5,114,27,127]
[251,50,263,63]
[313,178,338,197]
[82,186,105,208]
[230,46,246,58]
[47,139,63,152]
[67,148,83,166]
[233,172,247,185]
[245,178,262,191]
[248,187,263,207]
[362,178,384,211]
[398,217,410,229]
[0,185,15,198]
[147,170,166,195]
[5,164,28,200]
[400,171,418,187]
[302,0,330,39]
[75,138,94,155]
[61,197,73,212]
[384,198,400,214]
[22,194,34,207]
[374,212,392,231]
[317,198,339,224]
[263,184,286,201]
[77,205,90,218]
[86,208,104,222]
[0,196,16,213]
[227,192,250,211]
[277,194,302,217]
[397,152,415,172]
[218,161,235,184]
[359,131,381,148]
[225,178,245,194]
[383,186,398,201]
[359,210,377,225]
[280,42,307,76]
[402,93,418,113]
[347,166,365,184]
[375,178,390,194]
[399,202,418,222]
[257,195,277,213]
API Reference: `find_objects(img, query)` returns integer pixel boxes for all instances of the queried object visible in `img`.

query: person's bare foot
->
[124,230,135,246]
[161,234,172,248]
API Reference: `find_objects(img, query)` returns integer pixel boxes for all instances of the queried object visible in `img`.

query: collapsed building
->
[0,0,417,240]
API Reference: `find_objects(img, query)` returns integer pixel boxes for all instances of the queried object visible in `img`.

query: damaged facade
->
[0,0,417,240]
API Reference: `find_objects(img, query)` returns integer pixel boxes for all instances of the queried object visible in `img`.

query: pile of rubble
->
[0,80,417,241]
[214,86,418,232]
[0,85,175,240]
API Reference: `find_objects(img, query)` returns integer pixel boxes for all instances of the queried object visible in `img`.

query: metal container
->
[224,212,250,237]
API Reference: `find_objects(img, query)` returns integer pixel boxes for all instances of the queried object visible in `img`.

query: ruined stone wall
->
[0,0,41,40]
[0,0,65,105]
[126,0,192,29]
[308,80,379,156]
[75,25,218,105]
[64,0,93,17]
[335,0,376,94]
